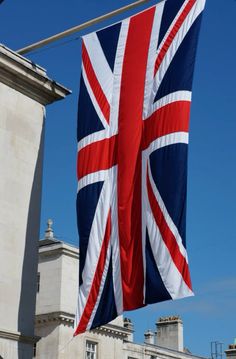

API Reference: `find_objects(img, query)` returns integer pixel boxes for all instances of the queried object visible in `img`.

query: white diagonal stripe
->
[146,204,193,299]
[86,243,112,330]
[83,32,113,103]
[146,162,193,299]
[143,1,165,119]
[81,66,109,130]
[76,176,111,321]
[147,159,188,262]
[152,0,205,103]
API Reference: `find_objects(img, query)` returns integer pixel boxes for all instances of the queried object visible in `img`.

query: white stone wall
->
[35,321,125,359]
[60,247,79,314]
[36,243,79,315]
[0,82,44,333]
[34,323,60,359]
[0,44,70,358]
[37,251,63,315]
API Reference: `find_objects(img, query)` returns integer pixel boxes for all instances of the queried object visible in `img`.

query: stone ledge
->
[0,44,71,105]
[91,323,131,340]
[0,328,40,344]
[38,242,79,260]
[35,312,130,340]
[35,311,75,326]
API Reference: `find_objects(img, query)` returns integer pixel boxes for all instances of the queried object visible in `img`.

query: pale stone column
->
[156,316,184,352]
[0,45,70,358]
[144,329,154,345]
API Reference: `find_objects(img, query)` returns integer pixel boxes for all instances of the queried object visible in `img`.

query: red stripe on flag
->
[146,171,192,290]
[154,0,196,75]
[77,135,117,180]
[142,101,191,150]
[74,211,111,335]
[117,7,155,310]
[82,42,110,124]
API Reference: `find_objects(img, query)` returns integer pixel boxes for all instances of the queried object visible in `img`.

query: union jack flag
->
[75,0,205,335]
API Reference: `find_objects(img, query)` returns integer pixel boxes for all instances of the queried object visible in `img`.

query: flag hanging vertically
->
[75,0,205,335]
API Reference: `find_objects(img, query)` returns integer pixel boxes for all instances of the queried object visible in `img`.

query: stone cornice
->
[35,311,74,326]
[0,328,40,344]
[0,44,71,105]
[39,243,79,260]
[35,312,130,340]
[91,323,131,340]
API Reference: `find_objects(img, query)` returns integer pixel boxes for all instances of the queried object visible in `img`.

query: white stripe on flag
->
[83,33,113,103]
[143,0,165,119]
[81,65,109,130]
[146,90,192,120]
[147,158,189,262]
[110,166,123,314]
[76,175,111,323]
[86,243,112,330]
[146,162,193,299]
[109,19,130,137]
[152,0,205,103]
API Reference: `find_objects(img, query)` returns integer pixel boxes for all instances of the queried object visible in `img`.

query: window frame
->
[85,340,98,359]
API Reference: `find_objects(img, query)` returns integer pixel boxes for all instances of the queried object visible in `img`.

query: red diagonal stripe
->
[142,101,191,150]
[77,135,117,180]
[154,0,196,75]
[147,170,192,290]
[82,42,110,124]
[74,211,111,335]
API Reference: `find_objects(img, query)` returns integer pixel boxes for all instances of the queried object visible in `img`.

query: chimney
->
[156,316,183,351]
[144,330,155,345]
[225,341,236,359]
[124,318,134,342]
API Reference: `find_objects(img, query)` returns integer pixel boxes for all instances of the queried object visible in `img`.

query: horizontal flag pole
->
[17,0,151,55]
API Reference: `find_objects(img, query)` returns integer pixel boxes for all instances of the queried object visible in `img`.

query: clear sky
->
[0,0,235,357]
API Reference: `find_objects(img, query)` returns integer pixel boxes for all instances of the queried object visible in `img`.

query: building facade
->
[35,221,207,359]
[0,46,69,359]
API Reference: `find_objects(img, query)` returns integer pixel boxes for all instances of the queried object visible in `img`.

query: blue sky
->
[0,0,235,356]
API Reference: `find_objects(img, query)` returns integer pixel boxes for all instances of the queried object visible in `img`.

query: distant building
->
[34,220,207,359]
[225,341,236,359]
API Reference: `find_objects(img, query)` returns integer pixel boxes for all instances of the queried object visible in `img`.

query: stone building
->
[34,221,207,359]
[225,342,236,359]
[0,45,70,359]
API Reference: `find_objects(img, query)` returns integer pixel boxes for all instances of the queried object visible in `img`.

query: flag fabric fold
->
[75,0,205,335]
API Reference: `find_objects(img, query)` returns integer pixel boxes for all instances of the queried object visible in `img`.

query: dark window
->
[37,273,40,293]
[33,343,37,357]
[86,341,97,359]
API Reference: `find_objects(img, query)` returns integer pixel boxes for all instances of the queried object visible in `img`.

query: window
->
[86,341,97,359]
[33,343,37,357]
[37,272,40,292]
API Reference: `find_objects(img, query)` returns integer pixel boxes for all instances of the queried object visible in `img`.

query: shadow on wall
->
[17,122,45,359]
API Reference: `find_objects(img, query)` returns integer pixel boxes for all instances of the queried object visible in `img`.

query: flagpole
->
[17,0,151,55]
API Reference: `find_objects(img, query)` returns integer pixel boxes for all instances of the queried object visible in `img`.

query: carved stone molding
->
[0,328,40,344]
[0,44,71,105]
